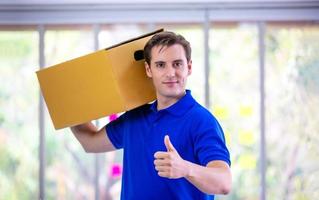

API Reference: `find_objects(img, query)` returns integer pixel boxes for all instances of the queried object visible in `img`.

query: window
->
[210,23,260,199]
[0,3,318,199]
[265,23,319,200]
[0,30,39,199]
[44,27,96,199]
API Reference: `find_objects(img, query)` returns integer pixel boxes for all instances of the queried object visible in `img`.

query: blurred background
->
[0,0,318,199]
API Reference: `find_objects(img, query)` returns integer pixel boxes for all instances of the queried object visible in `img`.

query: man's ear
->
[187,60,192,76]
[145,62,152,78]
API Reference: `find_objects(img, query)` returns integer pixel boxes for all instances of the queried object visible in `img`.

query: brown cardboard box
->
[36,29,163,130]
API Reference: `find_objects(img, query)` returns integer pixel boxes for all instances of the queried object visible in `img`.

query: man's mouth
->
[162,81,179,88]
[163,81,178,84]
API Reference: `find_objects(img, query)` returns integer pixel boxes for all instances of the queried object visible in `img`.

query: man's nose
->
[165,65,176,77]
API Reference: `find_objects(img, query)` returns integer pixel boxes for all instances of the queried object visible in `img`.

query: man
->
[71,31,231,200]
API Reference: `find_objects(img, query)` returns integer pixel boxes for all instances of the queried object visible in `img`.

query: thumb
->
[164,135,176,152]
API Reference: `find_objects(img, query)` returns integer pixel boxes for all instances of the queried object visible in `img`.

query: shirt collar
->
[150,90,195,117]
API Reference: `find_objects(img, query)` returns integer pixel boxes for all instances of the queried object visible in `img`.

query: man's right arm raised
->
[70,122,116,153]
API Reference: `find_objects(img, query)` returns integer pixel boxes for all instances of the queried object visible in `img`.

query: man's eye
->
[174,62,182,68]
[156,63,165,68]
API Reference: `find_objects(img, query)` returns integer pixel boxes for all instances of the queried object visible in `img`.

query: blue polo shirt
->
[106,90,230,200]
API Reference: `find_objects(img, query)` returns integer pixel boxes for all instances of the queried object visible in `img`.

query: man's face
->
[145,44,192,99]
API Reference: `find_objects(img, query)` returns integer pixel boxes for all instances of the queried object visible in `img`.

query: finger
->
[164,135,176,152]
[158,171,170,178]
[155,165,169,172]
[154,159,170,166]
[154,151,170,159]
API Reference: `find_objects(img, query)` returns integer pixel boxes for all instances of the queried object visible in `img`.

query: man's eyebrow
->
[173,59,184,63]
[154,61,165,64]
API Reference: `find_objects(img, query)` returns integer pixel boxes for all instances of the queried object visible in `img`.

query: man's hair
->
[143,31,191,65]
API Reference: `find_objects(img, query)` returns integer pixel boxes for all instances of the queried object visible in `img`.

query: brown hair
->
[143,31,191,65]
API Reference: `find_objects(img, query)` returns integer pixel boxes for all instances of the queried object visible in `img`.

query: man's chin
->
[159,90,184,98]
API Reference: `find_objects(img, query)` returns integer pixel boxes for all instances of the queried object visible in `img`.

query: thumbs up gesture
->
[154,135,189,179]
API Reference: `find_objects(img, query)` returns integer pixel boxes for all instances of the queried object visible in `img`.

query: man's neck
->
[156,91,186,111]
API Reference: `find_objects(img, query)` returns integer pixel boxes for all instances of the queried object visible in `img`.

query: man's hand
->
[153,135,231,194]
[154,135,189,179]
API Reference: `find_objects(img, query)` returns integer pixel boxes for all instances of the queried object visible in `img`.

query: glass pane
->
[265,23,319,199]
[44,28,96,199]
[99,24,150,47]
[98,24,151,200]
[100,24,205,105]
[0,30,38,199]
[158,24,205,105]
[99,24,206,199]
[210,23,260,200]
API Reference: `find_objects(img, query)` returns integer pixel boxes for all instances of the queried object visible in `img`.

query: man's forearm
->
[70,122,115,153]
[71,122,98,134]
[184,160,231,195]
[70,122,98,152]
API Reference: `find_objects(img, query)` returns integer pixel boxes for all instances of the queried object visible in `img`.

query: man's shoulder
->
[125,103,151,116]
[189,101,214,118]
[109,103,150,125]
[186,101,221,128]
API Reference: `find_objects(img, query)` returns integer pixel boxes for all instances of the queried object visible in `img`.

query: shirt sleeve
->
[192,112,231,167]
[105,112,128,149]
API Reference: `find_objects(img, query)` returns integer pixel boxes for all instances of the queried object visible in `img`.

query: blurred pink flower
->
[110,163,122,178]
[109,114,118,122]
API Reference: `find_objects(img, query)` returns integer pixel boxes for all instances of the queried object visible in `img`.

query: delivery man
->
[71,31,231,200]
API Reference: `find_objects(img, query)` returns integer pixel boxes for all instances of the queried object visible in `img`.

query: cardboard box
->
[36,29,163,130]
